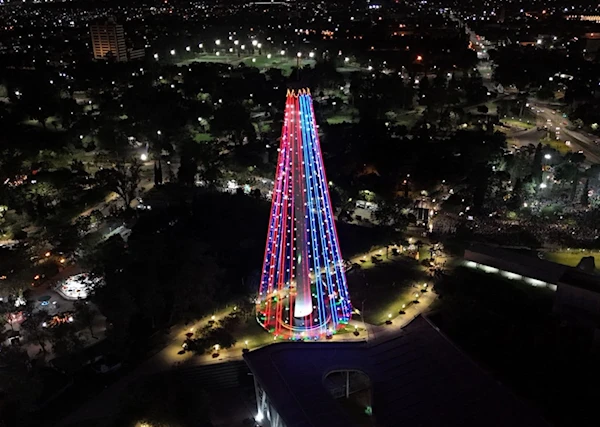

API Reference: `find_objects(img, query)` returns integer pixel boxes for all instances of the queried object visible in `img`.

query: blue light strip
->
[306,95,352,321]
[300,94,339,330]
[299,95,326,332]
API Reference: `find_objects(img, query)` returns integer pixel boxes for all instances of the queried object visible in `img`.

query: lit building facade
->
[90,18,128,62]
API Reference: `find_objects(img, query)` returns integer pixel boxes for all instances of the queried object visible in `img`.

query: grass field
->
[501,118,535,130]
[347,255,428,325]
[543,250,600,270]
[541,136,571,154]
[177,53,315,75]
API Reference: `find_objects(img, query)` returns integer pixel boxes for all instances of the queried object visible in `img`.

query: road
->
[528,101,600,164]
[460,18,600,165]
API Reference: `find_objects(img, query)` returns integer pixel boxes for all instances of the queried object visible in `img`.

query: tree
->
[21,311,51,355]
[374,197,411,230]
[531,143,543,183]
[49,322,83,357]
[74,300,97,339]
[581,178,590,207]
[95,159,142,208]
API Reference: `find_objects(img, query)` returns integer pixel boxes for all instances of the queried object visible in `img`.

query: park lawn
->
[193,132,213,142]
[543,250,600,270]
[178,53,315,75]
[233,317,274,350]
[541,136,571,154]
[347,256,428,325]
[501,118,535,130]
[326,114,357,125]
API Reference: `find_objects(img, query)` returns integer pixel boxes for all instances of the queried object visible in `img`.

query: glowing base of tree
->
[256,89,352,339]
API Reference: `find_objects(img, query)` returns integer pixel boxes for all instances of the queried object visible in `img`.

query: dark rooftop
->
[464,243,567,284]
[244,316,548,427]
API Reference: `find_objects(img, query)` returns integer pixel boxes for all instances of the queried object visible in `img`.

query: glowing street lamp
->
[280,50,285,55]
[344,57,350,62]
[170,49,176,56]
[186,46,191,52]
[234,40,239,46]
[416,55,423,61]
[198,43,203,48]
[309,51,315,58]
[544,154,552,160]
[241,44,246,50]
[140,153,148,161]
[215,39,221,46]
[153,53,159,60]
[252,40,258,47]
[257,43,262,49]
[297,52,302,57]
[267,53,272,59]
[157,130,162,136]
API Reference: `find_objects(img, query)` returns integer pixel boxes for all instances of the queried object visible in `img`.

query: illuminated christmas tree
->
[256,88,352,339]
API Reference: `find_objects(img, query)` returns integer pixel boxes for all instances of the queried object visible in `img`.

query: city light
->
[140,153,148,161]
[252,40,258,47]
[416,55,423,61]
[280,50,285,55]
[234,40,239,45]
[257,43,262,49]
[544,154,552,160]
[185,46,190,52]
[153,53,159,60]
[170,49,175,55]
[297,52,302,57]
[309,51,315,58]
[215,39,221,45]
[345,57,350,62]
[198,43,203,48]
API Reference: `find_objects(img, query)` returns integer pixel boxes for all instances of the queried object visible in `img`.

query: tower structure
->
[256,89,352,339]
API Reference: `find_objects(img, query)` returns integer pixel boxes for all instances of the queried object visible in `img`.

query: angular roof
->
[244,316,548,427]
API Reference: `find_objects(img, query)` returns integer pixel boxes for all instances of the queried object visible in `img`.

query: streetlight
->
[153,53,159,60]
[241,45,246,50]
[215,39,221,46]
[309,51,315,58]
[297,52,302,57]
[416,55,423,61]
[539,183,547,189]
[140,153,148,161]
[280,50,285,55]
[267,53,272,59]
[198,43,203,48]
[234,40,239,46]
[344,57,350,62]
[157,130,162,136]
[170,49,176,56]
[544,154,551,160]
[252,40,258,47]
[186,46,191,52]
[257,43,262,49]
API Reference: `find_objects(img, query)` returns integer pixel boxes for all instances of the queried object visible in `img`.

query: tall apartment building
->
[90,18,128,62]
